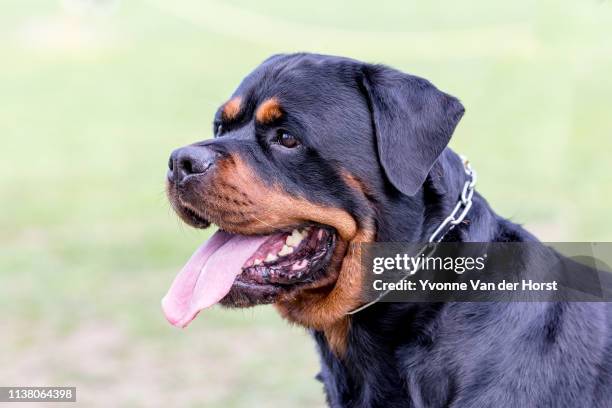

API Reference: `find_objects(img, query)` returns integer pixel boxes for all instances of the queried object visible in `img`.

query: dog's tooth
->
[286,229,303,247]
[265,253,278,263]
[278,244,294,257]
[253,259,262,266]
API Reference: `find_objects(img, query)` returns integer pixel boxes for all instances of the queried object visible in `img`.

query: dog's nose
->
[168,146,217,183]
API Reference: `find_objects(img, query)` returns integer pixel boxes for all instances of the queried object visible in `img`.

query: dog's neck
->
[314,301,446,406]
[313,151,503,404]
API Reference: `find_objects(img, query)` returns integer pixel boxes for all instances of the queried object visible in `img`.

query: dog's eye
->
[276,130,300,148]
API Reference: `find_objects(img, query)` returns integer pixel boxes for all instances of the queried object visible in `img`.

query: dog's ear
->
[361,65,465,196]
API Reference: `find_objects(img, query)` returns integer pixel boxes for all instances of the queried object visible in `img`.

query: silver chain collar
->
[428,158,477,243]
[346,157,477,315]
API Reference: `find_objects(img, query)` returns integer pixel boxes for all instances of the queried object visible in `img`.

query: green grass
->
[0,0,611,406]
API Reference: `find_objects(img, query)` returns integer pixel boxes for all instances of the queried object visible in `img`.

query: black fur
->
[194,53,612,407]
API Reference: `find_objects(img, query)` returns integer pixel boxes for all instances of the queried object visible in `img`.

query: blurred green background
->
[1,0,611,406]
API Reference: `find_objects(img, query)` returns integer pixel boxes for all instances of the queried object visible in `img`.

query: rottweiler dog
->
[163,53,612,407]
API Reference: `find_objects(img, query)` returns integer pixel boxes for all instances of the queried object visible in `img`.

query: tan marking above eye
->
[222,96,242,121]
[255,97,283,123]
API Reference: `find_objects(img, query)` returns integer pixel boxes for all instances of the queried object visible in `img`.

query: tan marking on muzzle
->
[211,155,357,240]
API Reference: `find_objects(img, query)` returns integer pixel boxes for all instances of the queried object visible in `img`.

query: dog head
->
[163,53,464,350]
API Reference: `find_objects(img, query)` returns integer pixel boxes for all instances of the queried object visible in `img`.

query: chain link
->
[428,159,477,243]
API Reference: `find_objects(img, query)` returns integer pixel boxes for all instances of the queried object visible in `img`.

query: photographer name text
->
[373,279,558,292]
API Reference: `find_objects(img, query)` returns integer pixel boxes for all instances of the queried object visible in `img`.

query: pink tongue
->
[162,230,270,328]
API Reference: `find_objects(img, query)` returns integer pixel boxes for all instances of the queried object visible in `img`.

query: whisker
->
[252,214,276,230]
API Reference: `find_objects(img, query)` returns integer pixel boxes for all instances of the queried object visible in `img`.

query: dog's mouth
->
[237,226,335,285]
[162,211,337,328]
